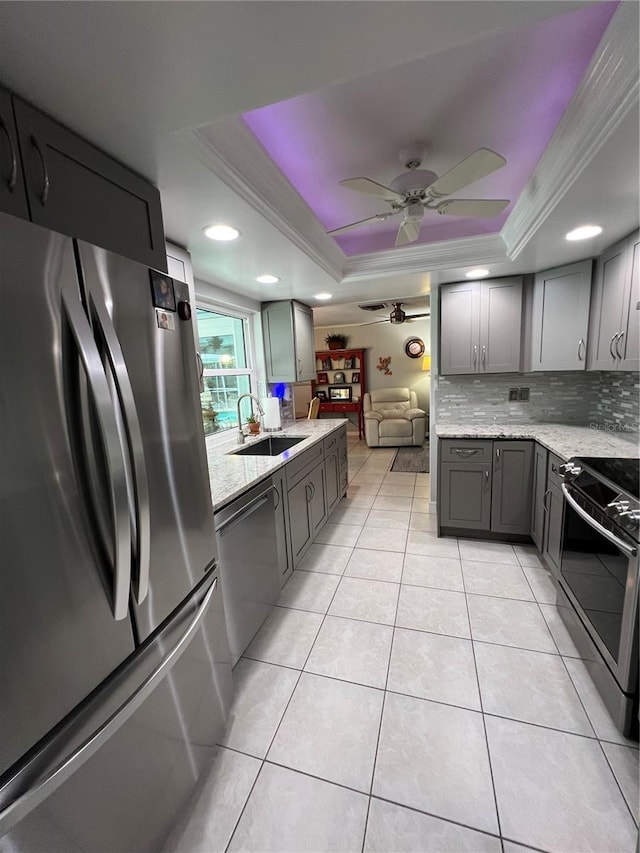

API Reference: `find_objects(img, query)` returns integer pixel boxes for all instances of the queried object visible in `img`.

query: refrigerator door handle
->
[61,287,131,620]
[89,291,151,606]
[0,577,218,838]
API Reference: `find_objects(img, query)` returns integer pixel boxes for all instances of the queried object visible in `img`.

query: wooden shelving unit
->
[312,348,367,438]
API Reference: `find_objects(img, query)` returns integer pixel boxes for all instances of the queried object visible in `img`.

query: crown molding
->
[341,233,507,281]
[185,119,345,281]
[502,2,639,259]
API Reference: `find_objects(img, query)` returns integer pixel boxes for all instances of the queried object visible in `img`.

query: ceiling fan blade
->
[340,177,404,203]
[436,198,510,217]
[395,218,421,246]
[426,148,507,200]
[358,318,391,326]
[327,212,393,235]
[406,312,431,319]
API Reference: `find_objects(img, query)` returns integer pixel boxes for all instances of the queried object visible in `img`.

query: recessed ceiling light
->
[203,224,240,241]
[465,268,490,278]
[314,293,333,301]
[256,274,280,284]
[565,225,602,241]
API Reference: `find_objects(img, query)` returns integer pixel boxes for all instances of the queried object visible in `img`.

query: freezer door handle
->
[0,576,218,837]
[62,287,131,620]
[89,290,151,606]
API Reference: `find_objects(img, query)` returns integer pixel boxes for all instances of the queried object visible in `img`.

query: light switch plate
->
[508,388,519,402]
[519,387,530,402]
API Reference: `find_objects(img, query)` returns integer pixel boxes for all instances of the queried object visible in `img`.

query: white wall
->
[314,319,431,414]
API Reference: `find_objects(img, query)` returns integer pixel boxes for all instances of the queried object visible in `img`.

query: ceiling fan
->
[328,142,509,247]
[361,302,430,326]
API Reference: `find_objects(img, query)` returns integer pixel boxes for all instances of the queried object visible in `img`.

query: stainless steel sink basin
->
[231,436,308,456]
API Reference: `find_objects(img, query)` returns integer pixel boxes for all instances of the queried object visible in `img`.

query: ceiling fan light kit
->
[329,145,510,246]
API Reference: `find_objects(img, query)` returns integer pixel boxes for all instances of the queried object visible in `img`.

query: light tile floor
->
[166,433,639,853]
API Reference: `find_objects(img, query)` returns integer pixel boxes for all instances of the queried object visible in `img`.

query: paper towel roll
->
[263,396,281,430]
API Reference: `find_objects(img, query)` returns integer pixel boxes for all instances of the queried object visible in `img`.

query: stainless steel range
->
[557,456,639,737]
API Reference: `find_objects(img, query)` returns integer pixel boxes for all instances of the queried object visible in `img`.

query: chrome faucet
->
[236,394,265,444]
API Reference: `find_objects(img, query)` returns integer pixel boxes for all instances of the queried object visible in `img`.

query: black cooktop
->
[577,457,639,500]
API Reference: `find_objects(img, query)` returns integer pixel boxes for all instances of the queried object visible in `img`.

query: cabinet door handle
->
[496,447,501,459]
[481,345,486,369]
[454,448,478,458]
[296,357,302,378]
[484,469,490,486]
[609,333,619,360]
[577,338,585,361]
[473,345,477,368]
[30,135,50,206]
[615,331,625,360]
[542,488,551,513]
[0,116,17,193]
[305,483,312,503]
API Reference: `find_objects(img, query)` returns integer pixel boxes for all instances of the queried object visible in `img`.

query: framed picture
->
[321,357,332,370]
[316,390,327,401]
[149,270,176,312]
[351,372,360,383]
[317,372,329,384]
[343,356,355,369]
[329,386,352,401]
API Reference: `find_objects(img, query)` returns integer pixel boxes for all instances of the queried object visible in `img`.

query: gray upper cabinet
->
[589,230,639,372]
[13,98,167,271]
[0,87,29,219]
[440,281,480,374]
[262,300,316,383]
[490,441,534,536]
[531,260,592,371]
[440,277,522,375]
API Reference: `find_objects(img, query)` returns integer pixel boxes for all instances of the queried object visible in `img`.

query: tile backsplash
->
[435,370,639,436]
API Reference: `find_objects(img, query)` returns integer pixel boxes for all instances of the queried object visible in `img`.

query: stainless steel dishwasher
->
[214,479,281,666]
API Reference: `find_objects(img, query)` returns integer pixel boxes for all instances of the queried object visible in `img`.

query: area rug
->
[390,444,429,473]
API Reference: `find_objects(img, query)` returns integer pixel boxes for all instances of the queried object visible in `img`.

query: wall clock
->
[405,338,425,358]
[333,371,346,383]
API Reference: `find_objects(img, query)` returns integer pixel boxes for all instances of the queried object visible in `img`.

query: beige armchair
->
[363,388,426,447]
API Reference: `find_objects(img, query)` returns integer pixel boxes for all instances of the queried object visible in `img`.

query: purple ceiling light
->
[242,3,618,255]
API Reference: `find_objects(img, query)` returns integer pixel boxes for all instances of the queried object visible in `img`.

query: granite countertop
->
[435,422,638,461]
[205,419,347,511]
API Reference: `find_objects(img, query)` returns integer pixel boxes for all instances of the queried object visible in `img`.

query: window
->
[196,308,256,436]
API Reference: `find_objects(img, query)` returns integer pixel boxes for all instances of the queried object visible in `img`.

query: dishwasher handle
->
[216,489,274,537]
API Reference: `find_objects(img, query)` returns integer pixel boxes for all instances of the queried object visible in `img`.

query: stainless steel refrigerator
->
[0,212,233,851]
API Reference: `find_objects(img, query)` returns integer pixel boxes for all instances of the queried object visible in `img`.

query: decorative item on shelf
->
[245,415,260,435]
[317,371,329,384]
[324,333,348,351]
[405,337,425,359]
[376,356,393,375]
[333,371,346,383]
[321,356,332,370]
[343,356,355,369]
[421,354,431,373]
[316,390,327,401]
[329,386,352,401]
[351,371,360,383]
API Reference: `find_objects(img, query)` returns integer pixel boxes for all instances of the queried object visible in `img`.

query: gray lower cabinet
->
[490,441,534,535]
[13,97,166,270]
[439,439,533,535]
[0,87,29,219]
[272,468,291,586]
[544,482,564,576]
[531,260,592,370]
[287,477,314,564]
[531,444,548,551]
[308,461,327,535]
[440,461,492,530]
[324,445,340,514]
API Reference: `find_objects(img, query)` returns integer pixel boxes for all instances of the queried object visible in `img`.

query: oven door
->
[560,483,638,694]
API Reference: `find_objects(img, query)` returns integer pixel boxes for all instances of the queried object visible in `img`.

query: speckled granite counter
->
[205,419,347,511]
[435,423,638,461]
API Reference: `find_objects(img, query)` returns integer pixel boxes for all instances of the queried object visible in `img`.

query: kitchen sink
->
[231,436,308,456]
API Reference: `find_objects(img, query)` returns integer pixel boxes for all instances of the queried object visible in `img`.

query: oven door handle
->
[561,484,637,558]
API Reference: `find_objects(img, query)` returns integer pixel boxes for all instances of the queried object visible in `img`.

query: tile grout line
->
[460,553,504,842]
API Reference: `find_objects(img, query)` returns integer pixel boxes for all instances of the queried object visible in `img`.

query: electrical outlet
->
[508,388,519,402]
[519,387,530,402]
